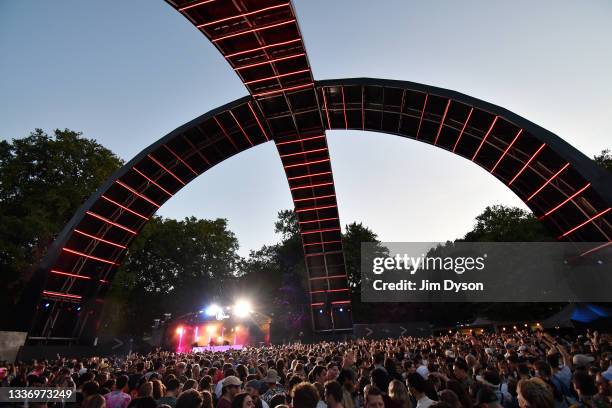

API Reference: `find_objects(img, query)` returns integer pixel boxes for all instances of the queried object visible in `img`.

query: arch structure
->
[19,0,612,345]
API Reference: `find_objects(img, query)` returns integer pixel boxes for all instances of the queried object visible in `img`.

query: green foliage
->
[342,222,387,297]
[593,149,612,173]
[462,204,553,242]
[0,129,122,306]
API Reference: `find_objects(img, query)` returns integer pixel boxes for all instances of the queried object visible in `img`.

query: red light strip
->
[198,3,289,27]
[288,171,332,181]
[490,129,523,174]
[296,204,337,213]
[299,217,339,225]
[234,52,305,71]
[294,194,336,203]
[290,182,334,191]
[62,247,119,266]
[212,19,296,42]
[508,143,546,185]
[301,227,341,235]
[310,274,347,280]
[50,269,91,280]
[225,38,301,58]
[276,134,325,146]
[284,158,329,169]
[182,135,212,167]
[526,163,570,202]
[434,99,451,146]
[341,86,348,129]
[303,239,342,247]
[164,145,198,176]
[244,68,310,85]
[247,102,269,141]
[580,241,612,257]
[42,290,82,300]
[322,87,331,129]
[415,94,429,140]
[101,195,149,220]
[214,117,238,151]
[280,147,328,158]
[133,167,173,197]
[539,183,591,220]
[452,107,474,152]
[74,229,127,249]
[85,211,138,235]
[253,82,313,98]
[229,111,253,146]
[472,116,498,161]
[361,85,365,130]
[148,154,187,186]
[558,208,611,238]
[305,250,343,258]
[310,300,351,307]
[115,180,161,208]
[310,288,349,294]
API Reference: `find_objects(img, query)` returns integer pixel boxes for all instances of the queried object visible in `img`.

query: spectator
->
[388,379,411,408]
[158,378,181,407]
[407,373,434,408]
[517,378,554,408]
[325,381,344,408]
[365,385,385,408]
[293,382,321,408]
[105,374,131,408]
[219,376,243,408]
[177,389,204,408]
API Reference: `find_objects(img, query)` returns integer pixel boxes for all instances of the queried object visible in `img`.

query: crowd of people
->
[1,329,610,408]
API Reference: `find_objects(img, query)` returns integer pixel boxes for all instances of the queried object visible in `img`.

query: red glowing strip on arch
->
[284,158,330,169]
[133,167,173,197]
[415,94,429,140]
[526,163,570,202]
[115,180,161,208]
[452,107,474,152]
[298,217,339,224]
[225,38,301,58]
[85,211,138,235]
[295,204,337,213]
[244,69,311,85]
[290,182,334,191]
[101,195,150,220]
[539,183,591,220]
[148,154,187,186]
[50,269,91,280]
[280,148,329,159]
[248,102,269,141]
[163,145,198,176]
[42,290,82,300]
[229,111,253,146]
[508,143,546,186]
[301,227,341,235]
[434,99,451,146]
[234,52,305,71]
[558,208,611,239]
[471,116,499,161]
[490,129,523,174]
[62,247,119,266]
[212,19,296,43]
[303,240,342,247]
[73,229,127,249]
[253,82,314,98]
[294,194,336,203]
[197,3,290,28]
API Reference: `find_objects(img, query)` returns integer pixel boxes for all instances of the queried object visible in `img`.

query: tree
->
[462,205,553,242]
[593,149,612,173]
[0,129,122,309]
[342,222,387,298]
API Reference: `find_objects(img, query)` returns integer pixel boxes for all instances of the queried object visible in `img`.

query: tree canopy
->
[0,129,122,308]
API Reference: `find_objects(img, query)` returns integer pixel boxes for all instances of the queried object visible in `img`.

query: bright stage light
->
[205,304,220,317]
[233,299,252,318]
[205,325,216,334]
[176,326,184,335]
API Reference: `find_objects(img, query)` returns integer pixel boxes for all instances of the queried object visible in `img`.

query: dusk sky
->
[2,1,611,255]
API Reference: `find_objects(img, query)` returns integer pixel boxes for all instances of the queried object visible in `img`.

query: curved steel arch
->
[316,78,612,243]
[20,0,612,344]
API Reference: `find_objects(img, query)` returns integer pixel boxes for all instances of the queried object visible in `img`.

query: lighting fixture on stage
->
[233,299,253,318]
[205,304,220,317]
[176,326,184,335]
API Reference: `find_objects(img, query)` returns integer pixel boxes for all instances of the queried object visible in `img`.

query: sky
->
[1,0,611,256]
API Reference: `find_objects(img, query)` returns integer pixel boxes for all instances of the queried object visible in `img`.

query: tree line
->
[1,129,610,337]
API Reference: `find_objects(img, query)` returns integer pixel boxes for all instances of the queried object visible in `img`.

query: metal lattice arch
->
[20,0,612,344]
